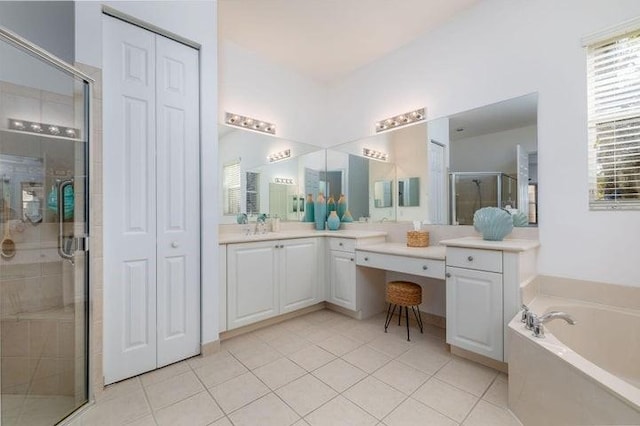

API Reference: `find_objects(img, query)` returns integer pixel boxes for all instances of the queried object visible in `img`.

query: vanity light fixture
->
[274,177,294,184]
[8,118,80,139]
[267,149,291,163]
[375,107,425,133]
[225,112,276,135]
[363,148,388,162]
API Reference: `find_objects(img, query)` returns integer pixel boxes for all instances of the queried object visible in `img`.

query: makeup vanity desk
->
[355,243,446,279]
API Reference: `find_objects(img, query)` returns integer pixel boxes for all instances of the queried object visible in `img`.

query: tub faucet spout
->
[532,311,576,338]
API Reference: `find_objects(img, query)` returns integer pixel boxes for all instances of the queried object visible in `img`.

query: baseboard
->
[200,340,221,356]
[450,345,508,373]
[220,303,325,341]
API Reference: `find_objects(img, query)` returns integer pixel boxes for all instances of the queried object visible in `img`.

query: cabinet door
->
[446,266,503,361]
[280,238,319,313]
[329,250,356,310]
[227,241,278,329]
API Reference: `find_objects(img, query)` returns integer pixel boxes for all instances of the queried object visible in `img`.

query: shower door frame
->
[449,171,506,225]
[0,25,94,421]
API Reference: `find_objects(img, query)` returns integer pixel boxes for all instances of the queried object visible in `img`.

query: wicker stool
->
[384,281,424,341]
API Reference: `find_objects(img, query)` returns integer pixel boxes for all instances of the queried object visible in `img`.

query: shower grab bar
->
[57,178,75,264]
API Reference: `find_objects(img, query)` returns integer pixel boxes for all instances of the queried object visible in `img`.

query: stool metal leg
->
[412,306,424,333]
[405,306,411,341]
[384,304,396,333]
[398,306,402,326]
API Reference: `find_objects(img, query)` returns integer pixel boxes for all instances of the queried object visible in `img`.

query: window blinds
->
[223,161,241,215]
[587,29,640,208]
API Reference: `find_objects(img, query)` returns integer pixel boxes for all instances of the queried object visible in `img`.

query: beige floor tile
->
[366,333,412,358]
[304,395,377,426]
[154,391,223,426]
[80,388,150,426]
[187,350,232,369]
[220,333,261,354]
[123,414,157,425]
[280,317,313,333]
[253,323,290,341]
[317,334,363,356]
[496,372,508,383]
[342,345,392,374]
[253,357,306,389]
[140,361,191,387]
[276,374,337,416]
[396,345,451,375]
[268,333,313,355]
[288,345,336,371]
[383,398,458,426]
[372,360,429,395]
[194,354,248,388]
[209,372,269,413]
[233,341,283,370]
[96,376,142,402]
[435,358,498,397]
[413,377,478,423]
[302,310,342,324]
[343,376,406,420]
[229,393,300,426]
[462,400,520,426]
[209,416,233,426]
[312,358,367,392]
[482,378,508,408]
[339,322,384,343]
[145,371,204,410]
[301,325,335,344]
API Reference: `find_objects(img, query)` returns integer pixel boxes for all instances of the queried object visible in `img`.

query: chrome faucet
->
[531,311,576,338]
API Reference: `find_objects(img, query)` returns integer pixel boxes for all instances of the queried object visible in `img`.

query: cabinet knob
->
[339,242,343,246]
[171,241,179,248]
[350,258,354,262]
[280,245,285,248]
[467,256,474,261]
[446,272,452,278]
[275,244,279,248]
[364,257,369,261]
[422,265,428,270]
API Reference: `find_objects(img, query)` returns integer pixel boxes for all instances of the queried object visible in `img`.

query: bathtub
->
[508,293,640,425]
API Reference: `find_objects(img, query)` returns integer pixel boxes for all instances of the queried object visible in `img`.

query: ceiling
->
[448,94,538,142]
[218,0,480,83]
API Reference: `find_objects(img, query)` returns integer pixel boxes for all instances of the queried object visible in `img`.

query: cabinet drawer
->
[356,251,445,279]
[329,238,355,253]
[446,247,502,273]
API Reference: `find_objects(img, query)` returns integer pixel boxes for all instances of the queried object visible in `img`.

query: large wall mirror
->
[219,125,325,223]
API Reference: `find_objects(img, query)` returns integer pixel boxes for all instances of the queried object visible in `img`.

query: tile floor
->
[72,309,521,426]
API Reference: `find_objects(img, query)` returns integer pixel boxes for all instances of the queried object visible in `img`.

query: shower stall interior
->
[0,28,90,425]
[449,172,517,225]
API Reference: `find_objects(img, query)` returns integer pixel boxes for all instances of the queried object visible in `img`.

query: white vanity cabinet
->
[442,239,538,363]
[227,237,321,329]
[328,243,357,310]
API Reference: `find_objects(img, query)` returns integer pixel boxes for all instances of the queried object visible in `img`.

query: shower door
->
[0,29,90,425]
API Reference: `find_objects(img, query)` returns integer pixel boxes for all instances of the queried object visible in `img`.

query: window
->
[246,171,260,215]
[587,27,640,209]
[223,161,240,215]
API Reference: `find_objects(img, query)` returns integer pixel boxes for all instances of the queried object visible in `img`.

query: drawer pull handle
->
[339,242,343,246]
[280,245,284,249]
[446,272,452,278]
[467,256,474,261]
[364,257,369,261]
[350,258,354,262]
[275,245,279,248]
[422,265,428,270]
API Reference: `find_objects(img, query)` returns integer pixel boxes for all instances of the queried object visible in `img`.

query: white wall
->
[219,40,329,147]
[326,0,640,288]
[450,125,537,174]
[75,1,220,344]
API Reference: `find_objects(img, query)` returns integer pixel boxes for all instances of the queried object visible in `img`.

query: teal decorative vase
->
[341,209,353,223]
[337,194,347,219]
[327,211,340,230]
[47,184,74,219]
[327,196,336,213]
[314,193,326,230]
[512,211,529,227]
[303,194,314,222]
[473,207,513,241]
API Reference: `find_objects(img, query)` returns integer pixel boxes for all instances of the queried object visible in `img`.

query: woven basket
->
[406,231,429,247]
[386,281,422,306]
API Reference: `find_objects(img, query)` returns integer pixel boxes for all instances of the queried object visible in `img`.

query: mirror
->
[324,93,538,225]
[219,125,325,223]
[374,180,392,207]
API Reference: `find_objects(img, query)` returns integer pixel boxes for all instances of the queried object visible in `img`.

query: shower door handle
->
[57,178,75,264]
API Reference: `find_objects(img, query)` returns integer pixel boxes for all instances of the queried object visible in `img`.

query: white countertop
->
[219,229,387,245]
[439,236,540,252]
[356,242,446,260]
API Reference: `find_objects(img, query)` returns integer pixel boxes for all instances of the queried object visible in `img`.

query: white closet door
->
[155,35,200,367]
[103,17,158,383]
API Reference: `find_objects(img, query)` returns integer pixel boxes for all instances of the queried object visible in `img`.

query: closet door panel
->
[155,35,201,366]
[103,16,158,384]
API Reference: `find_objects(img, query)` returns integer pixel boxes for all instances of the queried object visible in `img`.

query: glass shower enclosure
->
[0,28,90,425]
[449,172,517,225]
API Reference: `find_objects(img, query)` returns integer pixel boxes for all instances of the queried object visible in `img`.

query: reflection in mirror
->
[374,180,392,207]
[398,177,419,207]
[219,125,325,223]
